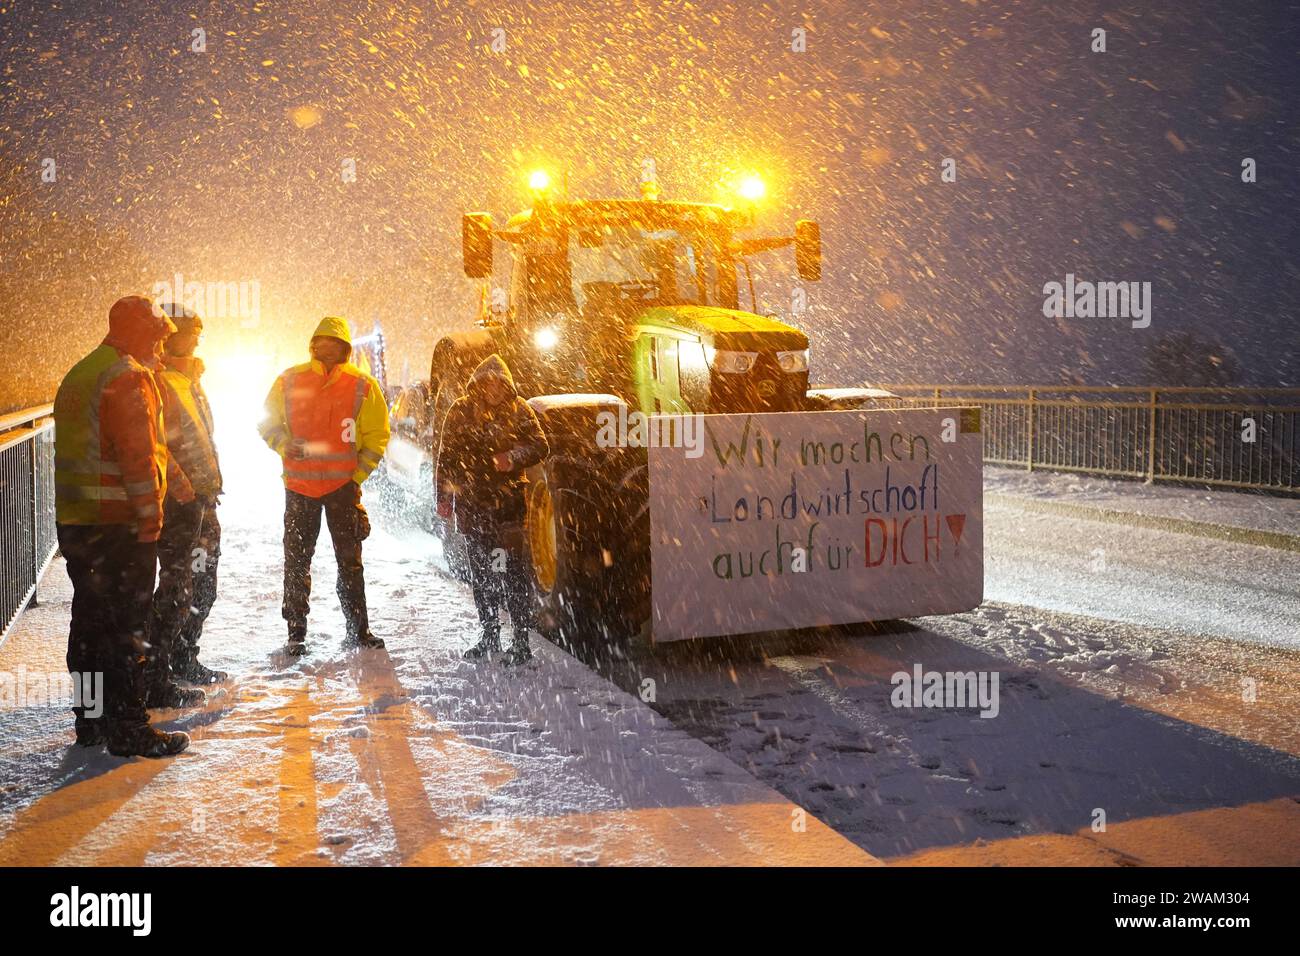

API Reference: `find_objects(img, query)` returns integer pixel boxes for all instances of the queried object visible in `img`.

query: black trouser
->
[181,500,221,658]
[283,483,370,638]
[57,523,156,732]
[148,496,221,687]
[464,522,532,644]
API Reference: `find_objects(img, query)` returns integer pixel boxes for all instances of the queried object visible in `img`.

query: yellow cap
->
[311,316,352,346]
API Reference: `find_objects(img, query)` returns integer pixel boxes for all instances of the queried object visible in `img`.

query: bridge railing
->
[0,405,57,645]
[876,386,1300,493]
[0,383,1295,646]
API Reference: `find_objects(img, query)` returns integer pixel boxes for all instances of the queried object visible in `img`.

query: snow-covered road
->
[985,483,1300,648]
[578,485,1300,864]
[2,436,1297,866]
[0,531,870,866]
[0,434,871,866]
[598,600,1300,864]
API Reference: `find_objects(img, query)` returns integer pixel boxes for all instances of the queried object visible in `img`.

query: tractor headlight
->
[705,347,758,374]
[776,349,809,373]
[738,175,766,202]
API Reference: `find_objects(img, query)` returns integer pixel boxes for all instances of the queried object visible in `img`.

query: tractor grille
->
[711,353,808,413]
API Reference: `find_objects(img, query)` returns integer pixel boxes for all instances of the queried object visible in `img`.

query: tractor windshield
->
[525,220,739,314]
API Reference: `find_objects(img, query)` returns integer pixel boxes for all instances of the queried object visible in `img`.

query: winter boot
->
[501,642,533,666]
[107,722,190,759]
[174,647,228,685]
[463,628,501,660]
[344,630,386,650]
[286,621,308,657]
[74,716,106,748]
[146,681,207,709]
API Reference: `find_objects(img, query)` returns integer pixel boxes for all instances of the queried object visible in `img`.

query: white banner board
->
[648,407,983,642]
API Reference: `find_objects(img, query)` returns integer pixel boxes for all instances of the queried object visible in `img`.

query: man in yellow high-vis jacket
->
[259,317,390,656]
[149,304,227,703]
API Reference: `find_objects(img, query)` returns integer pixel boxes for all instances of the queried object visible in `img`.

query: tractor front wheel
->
[522,457,629,656]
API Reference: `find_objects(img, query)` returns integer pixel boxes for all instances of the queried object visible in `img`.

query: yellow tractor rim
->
[527,479,558,594]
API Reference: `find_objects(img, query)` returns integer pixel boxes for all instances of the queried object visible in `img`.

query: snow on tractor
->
[426,172,983,650]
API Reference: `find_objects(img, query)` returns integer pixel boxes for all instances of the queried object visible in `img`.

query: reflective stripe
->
[352,379,379,471]
[260,423,290,455]
[55,456,122,476]
[351,376,368,424]
[55,483,128,502]
[300,452,355,462]
[285,468,356,481]
[86,356,135,462]
[123,480,156,496]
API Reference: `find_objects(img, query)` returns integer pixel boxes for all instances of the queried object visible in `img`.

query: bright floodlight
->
[534,326,559,350]
[738,175,766,201]
[529,169,552,192]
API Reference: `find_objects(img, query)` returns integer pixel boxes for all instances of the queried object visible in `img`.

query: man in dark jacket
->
[435,354,549,664]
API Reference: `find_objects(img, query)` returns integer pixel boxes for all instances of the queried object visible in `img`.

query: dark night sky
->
[1,0,1297,412]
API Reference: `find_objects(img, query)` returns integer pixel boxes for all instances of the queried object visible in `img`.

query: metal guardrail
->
[877,386,1300,493]
[0,404,57,645]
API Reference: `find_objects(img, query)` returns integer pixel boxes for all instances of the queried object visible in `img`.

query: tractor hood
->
[633,305,809,353]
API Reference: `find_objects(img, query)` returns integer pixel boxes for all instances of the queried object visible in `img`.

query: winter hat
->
[157,302,201,335]
[110,295,177,338]
[311,316,353,347]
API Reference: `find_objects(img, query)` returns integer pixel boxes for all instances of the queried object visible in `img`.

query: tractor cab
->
[461,178,822,414]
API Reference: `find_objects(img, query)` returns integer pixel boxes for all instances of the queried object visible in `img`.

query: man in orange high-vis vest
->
[259,317,390,656]
[53,295,190,759]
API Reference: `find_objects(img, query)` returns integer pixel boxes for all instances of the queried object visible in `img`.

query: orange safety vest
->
[268,362,372,498]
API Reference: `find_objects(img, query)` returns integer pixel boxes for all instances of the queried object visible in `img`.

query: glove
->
[436,497,453,520]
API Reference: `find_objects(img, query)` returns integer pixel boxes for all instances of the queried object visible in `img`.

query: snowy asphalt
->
[1,447,1297,865]
[0,531,868,866]
[562,480,1300,864]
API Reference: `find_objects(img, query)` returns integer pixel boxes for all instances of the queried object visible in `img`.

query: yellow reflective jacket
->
[158,355,223,499]
[258,360,389,498]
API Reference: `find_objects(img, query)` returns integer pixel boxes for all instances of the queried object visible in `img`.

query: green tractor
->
[428,177,881,648]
